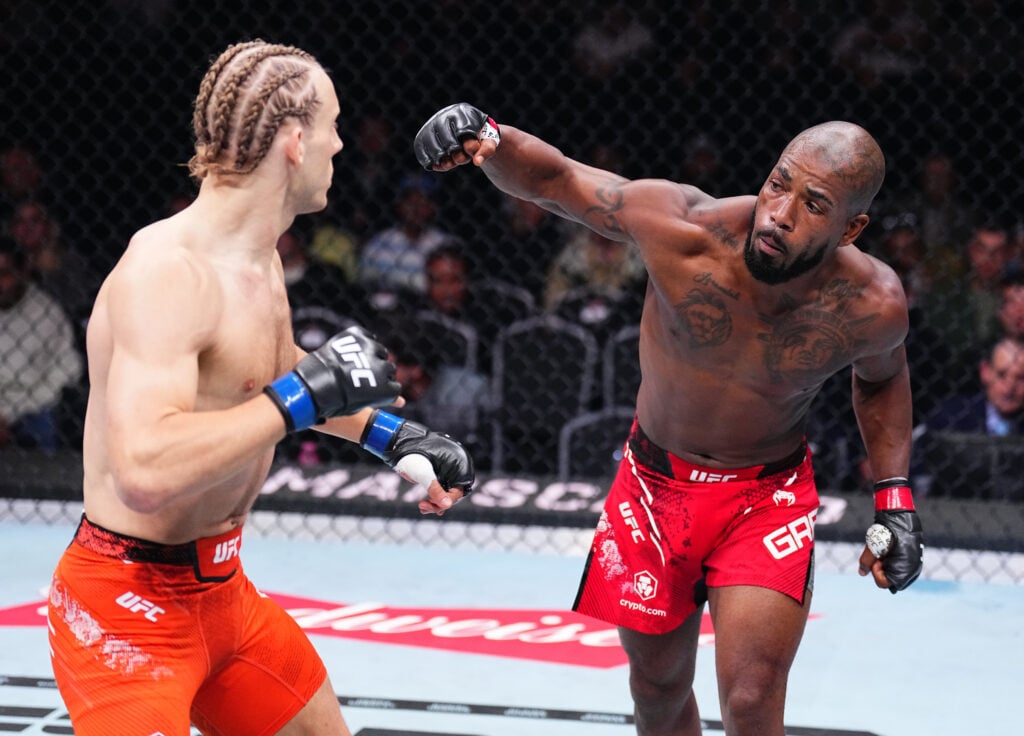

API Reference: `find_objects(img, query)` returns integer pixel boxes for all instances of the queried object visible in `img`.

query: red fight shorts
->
[574,421,819,634]
[48,516,327,736]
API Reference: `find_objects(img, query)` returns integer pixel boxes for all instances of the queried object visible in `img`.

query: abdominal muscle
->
[634,367,811,469]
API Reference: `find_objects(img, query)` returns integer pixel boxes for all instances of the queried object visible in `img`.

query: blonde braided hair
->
[188,40,321,179]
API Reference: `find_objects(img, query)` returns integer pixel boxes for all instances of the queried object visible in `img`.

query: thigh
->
[190,578,336,736]
[48,558,201,736]
[618,604,704,686]
[708,584,812,696]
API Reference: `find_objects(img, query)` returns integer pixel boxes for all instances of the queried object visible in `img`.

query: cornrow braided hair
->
[188,40,320,179]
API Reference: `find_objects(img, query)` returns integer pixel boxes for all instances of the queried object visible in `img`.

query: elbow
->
[111,459,178,514]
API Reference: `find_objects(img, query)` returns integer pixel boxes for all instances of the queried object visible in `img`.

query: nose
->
[770,194,796,231]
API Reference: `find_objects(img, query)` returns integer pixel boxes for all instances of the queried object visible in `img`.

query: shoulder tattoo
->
[706,220,743,250]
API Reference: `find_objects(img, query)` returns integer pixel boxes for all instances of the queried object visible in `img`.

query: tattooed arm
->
[479,126,713,244]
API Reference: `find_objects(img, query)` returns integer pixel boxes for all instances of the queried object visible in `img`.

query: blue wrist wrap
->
[361,410,405,460]
[267,373,317,432]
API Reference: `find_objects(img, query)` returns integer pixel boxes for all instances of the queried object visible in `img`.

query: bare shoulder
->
[104,218,223,346]
[620,180,754,254]
[114,219,211,292]
[842,247,910,357]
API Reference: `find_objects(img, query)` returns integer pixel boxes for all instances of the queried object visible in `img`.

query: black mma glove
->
[360,409,475,496]
[413,103,500,170]
[872,478,924,594]
[264,326,400,432]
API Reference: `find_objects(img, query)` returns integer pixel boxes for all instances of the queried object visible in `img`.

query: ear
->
[979,358,992,386]
[283,125,304,166]
[839,213,870,248]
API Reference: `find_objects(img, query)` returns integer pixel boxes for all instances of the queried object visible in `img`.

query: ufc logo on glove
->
[330,334,377,387]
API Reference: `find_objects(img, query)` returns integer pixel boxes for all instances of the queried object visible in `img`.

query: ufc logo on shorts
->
[330,335,378,388]
[762,510,817,560]
[688,470,738,483]
[213,537,241,564]
[618,501,645,543]
[115,591,165,622]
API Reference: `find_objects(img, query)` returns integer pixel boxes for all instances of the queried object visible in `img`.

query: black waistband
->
[72,515,243,583]
[627,422,807,481]
[74,515,197,564]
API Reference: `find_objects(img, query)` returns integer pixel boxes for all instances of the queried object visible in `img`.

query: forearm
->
[314,407,375,443]
[481,126,574,206]
[852,362,914,481]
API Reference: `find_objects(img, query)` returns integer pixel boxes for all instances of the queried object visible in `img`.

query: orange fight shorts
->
[574,421,819,634]
[47,516,327,736]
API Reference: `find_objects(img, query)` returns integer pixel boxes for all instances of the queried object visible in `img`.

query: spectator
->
[571,1,655,82]
[478,193,564,301]
[0,236,83,450]
[996,268,1024,340]
[545,225,646,308]
[831,0,930,90]
[385,241,520,372]
[5,198,96,324]
[387,331,494,461]
[873,212,934,307]
[358,173,453,296]
[929,221,1013,371]
[879,152,973,280]
[276,226,371,333]
[545,224,647,342]
[677,133,725,197]
[0,144,44,220]
[927,336,1024,435]
[918,335,1024,499]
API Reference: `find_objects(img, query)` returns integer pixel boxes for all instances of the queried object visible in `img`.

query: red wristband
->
[874,485,914,511]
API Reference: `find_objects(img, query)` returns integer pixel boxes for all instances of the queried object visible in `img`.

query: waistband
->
[73,515,242,582]
[627,421,808,482]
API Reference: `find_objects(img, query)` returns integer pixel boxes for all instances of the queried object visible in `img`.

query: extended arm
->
[413,103,710,246]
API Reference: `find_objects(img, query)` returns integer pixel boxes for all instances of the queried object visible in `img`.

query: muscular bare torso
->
[634,196,890,468]
[81,214,297,543]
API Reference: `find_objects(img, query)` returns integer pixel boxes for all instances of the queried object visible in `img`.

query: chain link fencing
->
[2,1,1022,581]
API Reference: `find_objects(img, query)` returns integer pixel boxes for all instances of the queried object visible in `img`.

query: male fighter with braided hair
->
[414,104,923,736]
[47,42,473,736]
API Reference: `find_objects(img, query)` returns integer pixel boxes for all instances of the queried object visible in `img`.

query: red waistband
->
[73,515,243,582]
[627,421,808,482]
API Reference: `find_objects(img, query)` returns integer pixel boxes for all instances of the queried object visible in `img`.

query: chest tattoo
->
[758,279,878,383]
[673,287,733,348]
[694,271,740,301]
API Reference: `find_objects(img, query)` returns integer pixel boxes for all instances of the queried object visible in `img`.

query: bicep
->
[546,171,699,247]
[103,262,213,440]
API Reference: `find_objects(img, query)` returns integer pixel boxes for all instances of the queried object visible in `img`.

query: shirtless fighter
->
[413,103,923,736]
[47,43,473,736]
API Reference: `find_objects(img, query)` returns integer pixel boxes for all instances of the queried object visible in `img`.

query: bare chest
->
[653,268,876,393]
[197,278,295,408]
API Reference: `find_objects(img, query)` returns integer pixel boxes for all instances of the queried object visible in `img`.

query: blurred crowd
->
[2,0,1023,500]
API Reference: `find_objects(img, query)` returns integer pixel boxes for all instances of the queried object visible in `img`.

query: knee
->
[720,679,783,732]
[628,665,694,709]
